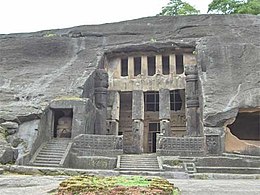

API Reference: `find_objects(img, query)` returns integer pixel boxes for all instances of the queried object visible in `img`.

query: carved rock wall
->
[0,15,259,157]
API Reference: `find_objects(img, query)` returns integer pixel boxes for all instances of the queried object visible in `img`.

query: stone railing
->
[72,134,123,156]
[157,135,205,156]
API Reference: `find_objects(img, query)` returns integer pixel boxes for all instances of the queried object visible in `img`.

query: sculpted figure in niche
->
[56,110,72,138]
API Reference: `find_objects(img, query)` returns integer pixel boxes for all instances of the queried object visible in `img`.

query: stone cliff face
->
[1,15,259,123]
[0,15,259,161]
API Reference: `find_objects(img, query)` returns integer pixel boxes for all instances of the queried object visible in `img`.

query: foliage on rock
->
[208,0,260,15]
[158,0,200,16]
[57,175,180,195]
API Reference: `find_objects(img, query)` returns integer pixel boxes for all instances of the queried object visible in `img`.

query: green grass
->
[114,176,150,187]
[58,175,179,194]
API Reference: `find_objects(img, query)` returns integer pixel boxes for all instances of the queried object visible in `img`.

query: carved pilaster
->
[159,89,171,136]
[132,119,144,153]
[94,69,108,135]
[106,119,119,135]
[131,90,144,153]
[185,65,200,136]
[132,90,144,120]
[160,119,171,136]
[106,91,120,135]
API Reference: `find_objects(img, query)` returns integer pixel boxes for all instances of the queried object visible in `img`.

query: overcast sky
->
[0,0,212,34]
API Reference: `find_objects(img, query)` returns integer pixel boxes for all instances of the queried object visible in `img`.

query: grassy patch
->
[115,176,150,187]
[164,159,183,166]
[194,174,209,180]
[58,175,180,194]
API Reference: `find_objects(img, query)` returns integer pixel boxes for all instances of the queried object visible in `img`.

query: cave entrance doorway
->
[53,108,73,138]
[228,111,260,145]
[147,122,160,153]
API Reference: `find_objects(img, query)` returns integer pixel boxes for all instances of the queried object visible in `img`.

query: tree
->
[208,0,260,15]
[158,0,200,16]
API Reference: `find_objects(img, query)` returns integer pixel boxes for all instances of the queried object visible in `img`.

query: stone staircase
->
[184,162,197,174]
[193,155,260,175]
[118,154,161,171]
[180,157,197,174]
[30,139,72,167]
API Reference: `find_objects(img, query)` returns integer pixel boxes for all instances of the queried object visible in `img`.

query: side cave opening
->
[228,111,260,144]
[53,108,73,138]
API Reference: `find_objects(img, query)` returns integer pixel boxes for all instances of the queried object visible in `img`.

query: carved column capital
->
[184,64,197,76]
[186,99,199,108]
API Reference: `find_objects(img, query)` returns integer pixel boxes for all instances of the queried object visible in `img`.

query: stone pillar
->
[156,55,162,74]
[159,89,171,136]
[169,54,176,75]
[128,57,134,79]
[94,69,108,135]
[141,56,148,76]
[185,64,200,136]
[114,58,121,79]
[106,91,120,135]
[132,90,144,153]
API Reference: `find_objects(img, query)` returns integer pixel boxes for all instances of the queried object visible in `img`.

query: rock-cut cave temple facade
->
[0,15,259,169]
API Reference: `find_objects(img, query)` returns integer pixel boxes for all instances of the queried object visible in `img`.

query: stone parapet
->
[156,136,205,156]
[69,153,117,169]
[72,134,123,157]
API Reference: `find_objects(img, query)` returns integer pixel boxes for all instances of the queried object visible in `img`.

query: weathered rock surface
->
[1,15,259,124]
[0,130,16,164]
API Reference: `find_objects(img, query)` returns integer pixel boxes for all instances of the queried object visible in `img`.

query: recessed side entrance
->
[148,122,160,153]
[53,108,73,138]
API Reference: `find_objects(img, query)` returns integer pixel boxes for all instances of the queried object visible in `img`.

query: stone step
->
[37,153,64,157]
[120,162,159,165]
[121,162,158,164]
[120,167,160,170]
[45,144,69,147]
[196,166,260,174]
[119,154,160,171]
[42,149,67,152]
[44,143,68,146]
[33,160,61,165]
[39,149,66,153]
[118,170,188,179]
[30,139,71,168]
[184,162,197,174]
[35,156,62,161]
[120,158,159,161]
[32,163,60,167]
[120,160,159,163]
[121,156,157,158]
[47,143,69,146]
[35,157,61,163]
[120,165,159,167]
[120,165,159,169]
[119,168,162,172]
